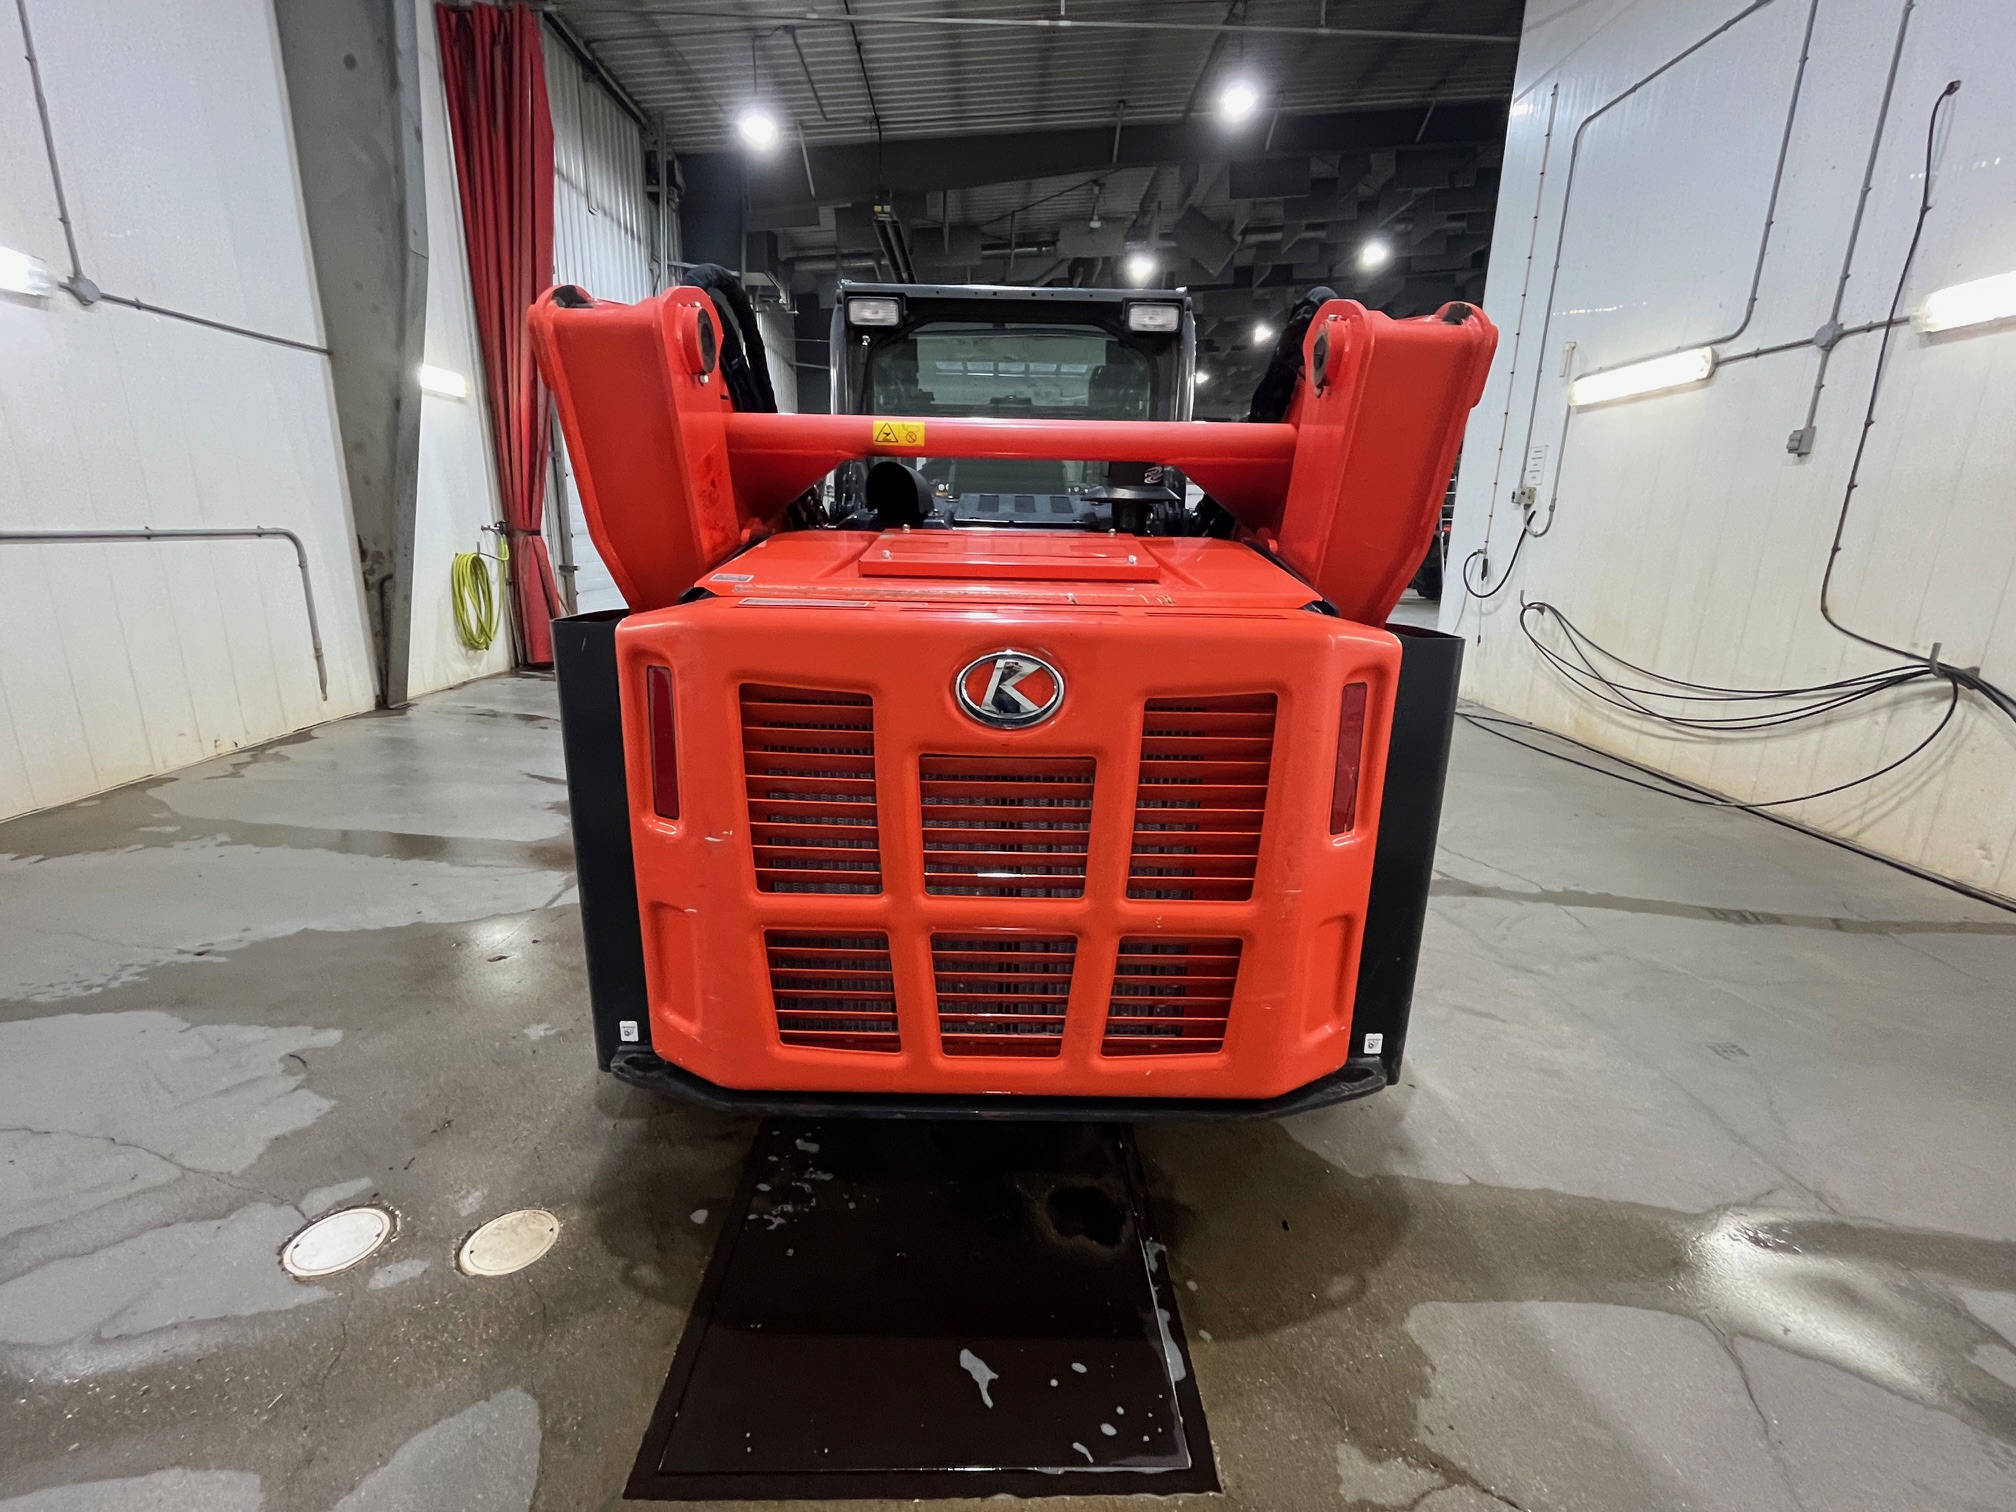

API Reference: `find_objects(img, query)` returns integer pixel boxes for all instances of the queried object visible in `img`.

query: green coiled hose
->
[451,547,500,652]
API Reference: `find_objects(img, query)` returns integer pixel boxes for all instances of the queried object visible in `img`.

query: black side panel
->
[552,610,650,1070]
[1351,624,1463,1079]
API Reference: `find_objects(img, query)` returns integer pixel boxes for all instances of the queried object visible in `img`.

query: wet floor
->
[1,670,2012,1511]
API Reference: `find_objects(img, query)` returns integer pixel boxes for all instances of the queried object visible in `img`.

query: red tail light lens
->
[1329,681,1369,833]
[646,665,679,820]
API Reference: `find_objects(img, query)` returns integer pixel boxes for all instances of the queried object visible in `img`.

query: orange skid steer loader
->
[533,278,1495,1118]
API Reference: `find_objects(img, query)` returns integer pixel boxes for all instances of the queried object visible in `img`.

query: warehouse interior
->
[1,2,2013,1510]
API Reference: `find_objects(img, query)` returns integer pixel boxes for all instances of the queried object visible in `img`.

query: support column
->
[274,0,429,707]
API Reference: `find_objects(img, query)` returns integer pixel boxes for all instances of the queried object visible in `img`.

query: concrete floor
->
[2,666,2013,1512]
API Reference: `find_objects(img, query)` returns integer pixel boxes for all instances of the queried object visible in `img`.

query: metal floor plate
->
[627,1119,1217,1501]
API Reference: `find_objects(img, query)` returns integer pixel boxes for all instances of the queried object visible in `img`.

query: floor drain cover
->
[281,1206,395,1279]
[459,1209,560,1276]
[628,1119,1215,1500]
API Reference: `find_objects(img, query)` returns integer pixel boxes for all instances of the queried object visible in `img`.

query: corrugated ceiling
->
[547,0,1521,153]
[544,1,1520,410]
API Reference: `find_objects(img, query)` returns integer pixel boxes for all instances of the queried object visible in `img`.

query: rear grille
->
[1102,938,1242,1055]
[765,931,899,1053]
[933,934,1077,1057]
[1128,694,1276,901]
[919,755,1093,897]
[742,684,882,893]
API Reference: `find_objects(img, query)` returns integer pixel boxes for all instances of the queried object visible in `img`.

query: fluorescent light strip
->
[418,364,470,399]
[1567,346,1715,408]
[1913,270,2016,334]
[0,245,54,297]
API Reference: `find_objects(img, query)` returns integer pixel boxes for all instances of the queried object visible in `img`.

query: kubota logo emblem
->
[955,651,1065,730]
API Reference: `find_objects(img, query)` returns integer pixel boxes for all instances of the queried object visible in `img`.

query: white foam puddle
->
[959,1347,998,1407]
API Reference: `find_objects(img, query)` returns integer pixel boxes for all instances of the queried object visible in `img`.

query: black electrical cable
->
[1462,672,1959,811]
[1460,520,1530,600]
[1817,81,1956,664]
[1533,661,1924,731]
[838,0,885,183]
[1504,590,1982,801]
[974,171,1118,234]
[1525,602,1918,699]
[1519,601,1935,732]
[1815,78,2016,725]
[1468,75,2013,814]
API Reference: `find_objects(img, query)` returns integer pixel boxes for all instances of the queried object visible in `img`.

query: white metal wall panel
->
[1551,0,1811,370]
[544,26,656,615]
[0,0,375,821]
[1447,0,2016,900]
[408,8,514,698]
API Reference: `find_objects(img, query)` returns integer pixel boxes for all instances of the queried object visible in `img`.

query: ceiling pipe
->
[0,528,330,698]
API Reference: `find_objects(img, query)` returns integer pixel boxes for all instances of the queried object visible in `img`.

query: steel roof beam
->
[694,100,1507,211]
[553,6,1520,47]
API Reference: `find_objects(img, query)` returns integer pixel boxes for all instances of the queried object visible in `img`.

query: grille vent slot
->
[765,931,899,1053]
[919,754,1093,898]
[1102,938,1241,1055]
[1127,693,1275,901]
[933,934,1077,1057]
[741,684,881,894]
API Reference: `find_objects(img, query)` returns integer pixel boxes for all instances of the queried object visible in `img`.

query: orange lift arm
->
[527,285,1496,624]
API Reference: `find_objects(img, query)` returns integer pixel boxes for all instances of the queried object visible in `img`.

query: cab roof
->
[838,281,1192,309]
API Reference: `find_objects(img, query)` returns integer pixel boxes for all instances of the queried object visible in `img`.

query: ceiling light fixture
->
[1567,347,1716,408]
[1357,238,1393,272]
[736,106,781,153]
[1123,250,1158,285]
[1193,371,1212,387]
[1912,269,2016,334]
[1252,321,1275,344]
[1217,79,1261,125]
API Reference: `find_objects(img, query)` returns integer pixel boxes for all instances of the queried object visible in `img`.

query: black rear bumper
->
[608,1046,1387,1121]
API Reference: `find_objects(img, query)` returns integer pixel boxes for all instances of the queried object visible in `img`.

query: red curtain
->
[435,2,561,665]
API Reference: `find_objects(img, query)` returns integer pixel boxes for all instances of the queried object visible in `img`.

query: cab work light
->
[846,296,901,327]
[1127,302,1183,333]
[1330,681,1369,833]
[645,666,679,820]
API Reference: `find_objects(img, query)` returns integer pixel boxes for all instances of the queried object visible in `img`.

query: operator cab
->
[828,282,1198,535]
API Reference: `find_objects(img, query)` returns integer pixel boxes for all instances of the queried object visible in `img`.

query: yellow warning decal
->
[871,419,926,448]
